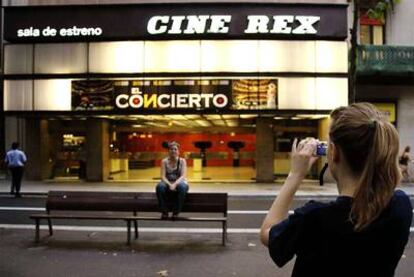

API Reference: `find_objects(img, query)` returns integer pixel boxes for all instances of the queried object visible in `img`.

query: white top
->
[162,157,187,183]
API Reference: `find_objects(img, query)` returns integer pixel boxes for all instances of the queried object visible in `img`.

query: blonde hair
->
[329,103,401,231]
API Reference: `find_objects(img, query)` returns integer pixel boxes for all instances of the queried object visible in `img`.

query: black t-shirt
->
[268,190,412,277]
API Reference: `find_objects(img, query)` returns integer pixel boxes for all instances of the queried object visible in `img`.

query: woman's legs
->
[401,165,409,182]
[156,181,169,215]
[173,182,189,216]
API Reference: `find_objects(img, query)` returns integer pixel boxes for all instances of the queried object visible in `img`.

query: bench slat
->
[30,214,226,222]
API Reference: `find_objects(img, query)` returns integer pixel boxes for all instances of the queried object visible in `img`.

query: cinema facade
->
[2,3,348,182]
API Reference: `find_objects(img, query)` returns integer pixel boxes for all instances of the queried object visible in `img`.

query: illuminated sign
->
[147,15,320,35]
[5,4,347,42]
[372,102,396,123]
[115,88,228,109]
[17,26,103,38]
[71,79,278,112]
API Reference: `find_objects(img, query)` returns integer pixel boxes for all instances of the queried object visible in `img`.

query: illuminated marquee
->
[115,89,228,109]
[147,15,320,35]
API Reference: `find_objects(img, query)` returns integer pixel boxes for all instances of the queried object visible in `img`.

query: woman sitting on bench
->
[156,141,189,219]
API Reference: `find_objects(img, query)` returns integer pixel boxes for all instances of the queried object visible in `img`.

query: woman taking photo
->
[156,141,188,219]
[260,103,412,276]
[399,146,411,182]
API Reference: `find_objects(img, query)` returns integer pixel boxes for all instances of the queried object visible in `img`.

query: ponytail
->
[330,103,401,231]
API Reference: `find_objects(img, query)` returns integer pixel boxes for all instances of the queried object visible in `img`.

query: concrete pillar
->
[5,116,26,151]
[86,119,110,182]
[24,119,53,180]
[255,117,274,182]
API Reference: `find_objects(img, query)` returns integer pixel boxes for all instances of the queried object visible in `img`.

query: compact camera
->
[316,141,328,156]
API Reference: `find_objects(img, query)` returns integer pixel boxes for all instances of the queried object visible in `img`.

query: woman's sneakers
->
[172,212,179,220]
[161,212,179,220]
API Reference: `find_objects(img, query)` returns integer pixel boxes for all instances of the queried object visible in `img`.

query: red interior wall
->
[120,133,256,166]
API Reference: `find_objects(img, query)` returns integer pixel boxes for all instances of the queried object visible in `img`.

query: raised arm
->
[260,138,318,246]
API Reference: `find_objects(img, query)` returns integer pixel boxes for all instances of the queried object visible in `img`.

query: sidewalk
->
[1,179,414,197]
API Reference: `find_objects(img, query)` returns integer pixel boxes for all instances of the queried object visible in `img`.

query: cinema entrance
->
[2,3,348,182]
[46,110,327,183]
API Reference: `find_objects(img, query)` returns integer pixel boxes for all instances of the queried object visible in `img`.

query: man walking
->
[5,142,27,198]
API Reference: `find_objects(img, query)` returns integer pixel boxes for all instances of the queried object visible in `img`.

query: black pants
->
[9,167,24,196]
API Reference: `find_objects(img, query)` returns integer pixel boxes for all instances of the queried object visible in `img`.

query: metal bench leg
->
[126,220,131,246]
[34,218,40,243]
[47,218,53,236]
[222,221,227,246]
[134,220,138,239]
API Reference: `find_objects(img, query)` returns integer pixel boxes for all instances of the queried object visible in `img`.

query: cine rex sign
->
[4,3,347,42]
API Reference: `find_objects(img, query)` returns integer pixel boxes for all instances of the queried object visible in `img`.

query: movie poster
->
[72,80,115,110]
[72,78,278,111]
[231,79,278,110]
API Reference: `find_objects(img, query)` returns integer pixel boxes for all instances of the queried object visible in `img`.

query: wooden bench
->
[30,191,228,246]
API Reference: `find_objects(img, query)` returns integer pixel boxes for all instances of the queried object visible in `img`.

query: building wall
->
[386,1,414,45]
[358,85,414,153]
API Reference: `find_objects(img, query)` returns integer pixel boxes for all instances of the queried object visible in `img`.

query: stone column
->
[255,117,274,182]
[24,118,53,180]
[86,119,110,182]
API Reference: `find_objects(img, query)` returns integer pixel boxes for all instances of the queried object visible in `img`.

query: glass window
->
[89,41,144,73]
[3,80,33,111]
[315,78,348,110]
[360,25,372,45]
[144,40,200,73]
[201,40,259,72]
[35,43,87,74]
[4,44,33,74]
[278,78,316,109]
[315,41,348,73]
[373,25,384,45]
[259,41,315,72]
[34,79,72,111]
[360,25,384,45]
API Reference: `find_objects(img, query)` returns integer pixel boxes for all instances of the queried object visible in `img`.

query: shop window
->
[35,43,87,73]
[4,44,33,74]
[63,134,85,151]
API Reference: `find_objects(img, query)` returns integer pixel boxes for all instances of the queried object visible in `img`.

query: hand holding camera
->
[290,137,323,179]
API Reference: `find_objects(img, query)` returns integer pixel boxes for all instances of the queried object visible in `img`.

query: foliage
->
[367,0,400,22]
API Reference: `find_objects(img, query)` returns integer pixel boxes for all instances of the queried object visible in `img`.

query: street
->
[0,195,413,277]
